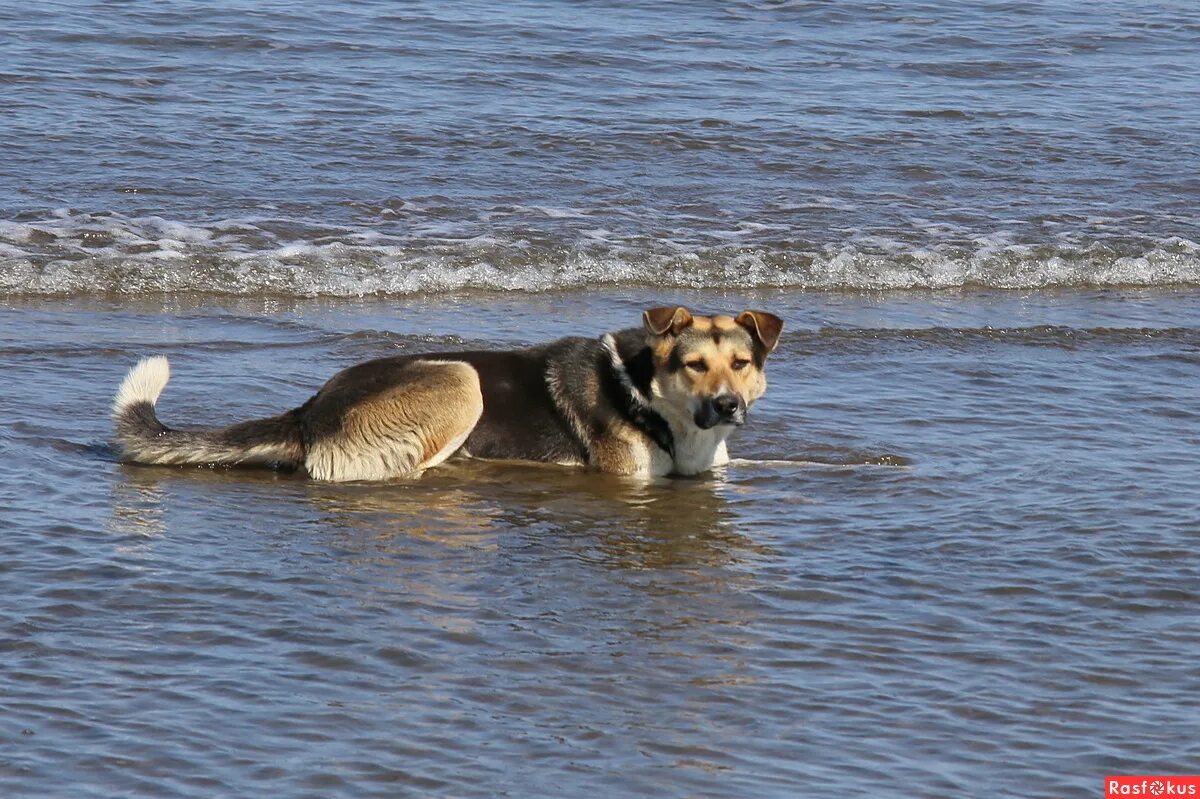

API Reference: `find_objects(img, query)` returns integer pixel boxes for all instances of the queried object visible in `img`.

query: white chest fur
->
[664,424,732,476]
[643,401,734,477]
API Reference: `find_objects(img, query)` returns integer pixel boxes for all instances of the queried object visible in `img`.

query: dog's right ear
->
[643,306,693,336]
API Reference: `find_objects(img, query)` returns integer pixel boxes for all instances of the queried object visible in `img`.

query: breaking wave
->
[2,212,1198,296]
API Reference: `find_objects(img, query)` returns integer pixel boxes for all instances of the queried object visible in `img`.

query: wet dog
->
[112,306,783,480]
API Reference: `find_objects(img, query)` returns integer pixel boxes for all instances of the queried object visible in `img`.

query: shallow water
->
[2,288,1198,797]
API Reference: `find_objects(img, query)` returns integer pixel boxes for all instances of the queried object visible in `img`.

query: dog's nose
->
[712,394,742,419]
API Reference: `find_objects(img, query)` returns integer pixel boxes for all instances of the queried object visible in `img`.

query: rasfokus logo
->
[1106,776,1200,797]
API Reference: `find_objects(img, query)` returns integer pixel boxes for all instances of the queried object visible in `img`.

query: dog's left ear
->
[736,310,784,352]
[643,306,693,336]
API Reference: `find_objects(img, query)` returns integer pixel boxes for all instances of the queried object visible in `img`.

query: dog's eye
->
[685,360,708,373]
[732,358,751,370]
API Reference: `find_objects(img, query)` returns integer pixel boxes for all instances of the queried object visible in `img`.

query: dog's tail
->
[112,356,306,469]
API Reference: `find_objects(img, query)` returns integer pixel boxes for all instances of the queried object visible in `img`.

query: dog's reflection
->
[108,457,767,572]
[299,458,765,570]
[107,471,170,541]
[107,460,769,658]
[295,460,767,644]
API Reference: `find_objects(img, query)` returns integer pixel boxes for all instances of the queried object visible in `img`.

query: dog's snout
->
[694,394,746,429]
[712,394,741,419]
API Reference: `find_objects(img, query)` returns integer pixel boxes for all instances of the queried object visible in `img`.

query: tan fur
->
[668,333,764,403]
[647,312,768,418]
[304,360,483,481]
[588,419,671,476]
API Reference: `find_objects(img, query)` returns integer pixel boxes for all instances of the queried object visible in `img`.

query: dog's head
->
[642,306,783,430]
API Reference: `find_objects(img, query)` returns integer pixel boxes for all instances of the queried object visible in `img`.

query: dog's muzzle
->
[694,394,746,429]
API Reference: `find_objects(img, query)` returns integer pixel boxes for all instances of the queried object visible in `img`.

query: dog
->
[112,306,782,481]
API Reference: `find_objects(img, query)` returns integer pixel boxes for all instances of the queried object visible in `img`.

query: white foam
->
[515,205,591,219]
[0,221,37,243]
[2,212,1198,297]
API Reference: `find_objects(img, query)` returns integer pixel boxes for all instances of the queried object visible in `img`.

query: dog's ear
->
[643,306,693,336]
[736,310,783,352]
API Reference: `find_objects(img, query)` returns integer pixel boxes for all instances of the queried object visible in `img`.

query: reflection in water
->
[103,456,769,595]
[106,458,765,573]
[293,459,769,667]
[298,458,764,570]
[107,469,169,541]
[104,458,767,651]
[305,479,503,547]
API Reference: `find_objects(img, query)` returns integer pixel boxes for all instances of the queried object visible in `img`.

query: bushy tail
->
[112,356,305,469]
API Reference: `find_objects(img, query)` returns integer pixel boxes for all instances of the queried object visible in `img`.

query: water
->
[2,0,1199,293]
[2,1,1200,797]
[3,289,1199,797]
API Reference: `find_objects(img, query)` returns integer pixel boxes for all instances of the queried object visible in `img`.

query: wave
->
[2,212,1198,296]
